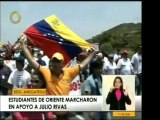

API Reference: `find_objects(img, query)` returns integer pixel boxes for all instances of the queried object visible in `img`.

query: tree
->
[100,43,112,54]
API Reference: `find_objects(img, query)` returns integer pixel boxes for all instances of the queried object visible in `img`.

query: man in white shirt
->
[131,46,142,75]
[102,54,117,75]
[131,46,142,95]
[8,55,31,94]
[116,50,134,75]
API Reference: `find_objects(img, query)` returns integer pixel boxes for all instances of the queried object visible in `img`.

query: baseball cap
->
[14,55,25,62]
[51,52,64,61]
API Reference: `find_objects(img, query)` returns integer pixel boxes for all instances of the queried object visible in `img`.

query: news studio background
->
[0,1,142,120]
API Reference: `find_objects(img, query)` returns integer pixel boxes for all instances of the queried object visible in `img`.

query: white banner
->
[0,96,102,111]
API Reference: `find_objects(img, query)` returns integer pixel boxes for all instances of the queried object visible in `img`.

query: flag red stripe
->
[25,26,71,65]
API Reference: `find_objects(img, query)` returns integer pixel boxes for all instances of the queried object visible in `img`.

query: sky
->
[0,1,141,44]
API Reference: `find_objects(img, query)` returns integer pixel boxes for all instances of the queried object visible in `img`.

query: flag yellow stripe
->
[44,15,91,50]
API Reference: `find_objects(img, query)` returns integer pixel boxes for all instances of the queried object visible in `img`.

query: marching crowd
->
[0,34,142,120]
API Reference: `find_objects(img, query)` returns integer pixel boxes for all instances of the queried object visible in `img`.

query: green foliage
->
[88,23,141,53]
[100,43,112,54]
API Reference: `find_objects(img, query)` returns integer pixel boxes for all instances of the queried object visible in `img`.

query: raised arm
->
[79,49,97,70]
[18,34,39,70]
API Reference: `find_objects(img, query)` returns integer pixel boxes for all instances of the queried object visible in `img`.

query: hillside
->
[88,23,141,54]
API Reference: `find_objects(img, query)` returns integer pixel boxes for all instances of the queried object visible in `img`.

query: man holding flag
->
[18,33,96,95]
[17,34,96,120]
[15,14,97,120]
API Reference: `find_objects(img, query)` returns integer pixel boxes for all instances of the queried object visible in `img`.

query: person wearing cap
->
[116,49,134,75]
[102,53,117,75]
[18,34,97,94]
[18,34,97,119]
[7,55,32,94]
[89,52,104,75]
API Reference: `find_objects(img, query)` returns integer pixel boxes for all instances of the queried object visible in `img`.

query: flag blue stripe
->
[33,20,82,59]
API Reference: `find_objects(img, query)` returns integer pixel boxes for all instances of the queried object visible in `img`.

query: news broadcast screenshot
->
[0,1,142,120]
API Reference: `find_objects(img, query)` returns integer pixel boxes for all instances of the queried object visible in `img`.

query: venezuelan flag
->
[24,15,91,65]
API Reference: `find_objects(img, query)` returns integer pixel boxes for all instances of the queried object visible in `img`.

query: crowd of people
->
[0,34,142,120]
